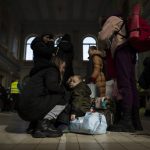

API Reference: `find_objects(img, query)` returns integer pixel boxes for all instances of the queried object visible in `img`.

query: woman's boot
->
[32,119,63,138]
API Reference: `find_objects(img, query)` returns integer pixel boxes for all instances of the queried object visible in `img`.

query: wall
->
[19,21,99,78]
[0,5,21,87]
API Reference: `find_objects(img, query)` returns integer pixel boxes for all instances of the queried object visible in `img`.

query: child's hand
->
[70,114,76,121]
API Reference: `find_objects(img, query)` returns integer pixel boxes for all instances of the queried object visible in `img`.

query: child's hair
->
[67,75,83,84]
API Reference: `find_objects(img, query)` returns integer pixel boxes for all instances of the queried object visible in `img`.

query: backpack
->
[128,3,150,53]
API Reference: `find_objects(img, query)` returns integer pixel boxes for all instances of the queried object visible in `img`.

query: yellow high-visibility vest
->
[10,81,20,94]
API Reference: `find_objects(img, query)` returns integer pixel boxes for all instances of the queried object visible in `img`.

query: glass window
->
[83,36,96,61]
[25,37,35,61]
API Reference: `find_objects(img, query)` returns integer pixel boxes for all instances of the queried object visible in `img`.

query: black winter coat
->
[18,65,68,121]
[30,37,55,75]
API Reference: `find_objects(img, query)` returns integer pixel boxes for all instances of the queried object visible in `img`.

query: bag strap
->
[114,21,127,38]
[109,21,127,49]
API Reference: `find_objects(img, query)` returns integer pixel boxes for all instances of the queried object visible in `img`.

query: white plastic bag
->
[70,112,107,134]
[87,83,98,98]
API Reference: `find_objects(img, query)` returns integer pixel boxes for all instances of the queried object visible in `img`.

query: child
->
[67,75,91,120]
[87,46,106,97]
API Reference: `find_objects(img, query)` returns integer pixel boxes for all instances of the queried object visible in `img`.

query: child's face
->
[68,76,81,88]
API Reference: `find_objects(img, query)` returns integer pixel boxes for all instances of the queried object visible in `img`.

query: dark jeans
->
[11,94,20,111]
[115,44,139,112]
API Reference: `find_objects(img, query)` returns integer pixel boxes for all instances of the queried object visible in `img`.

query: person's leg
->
[10,94,15,111]
[55,104,71,132]
[32,105,66,138]
[109,46,135,132]
[116,48,133,113]
[14,94,20,111]
[44,105,66,120]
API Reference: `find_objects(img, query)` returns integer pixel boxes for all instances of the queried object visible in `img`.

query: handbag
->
[69,112,107,134]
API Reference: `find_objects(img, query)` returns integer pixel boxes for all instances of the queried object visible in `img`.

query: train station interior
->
[0,0,150,149]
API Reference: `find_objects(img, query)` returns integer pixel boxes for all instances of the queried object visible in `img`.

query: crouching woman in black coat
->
[17,57,68,138]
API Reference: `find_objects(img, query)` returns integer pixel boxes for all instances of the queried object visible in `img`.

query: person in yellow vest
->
[10,79,20,111]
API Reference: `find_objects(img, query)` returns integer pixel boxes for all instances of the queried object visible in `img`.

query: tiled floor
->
[0,112,150,150]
